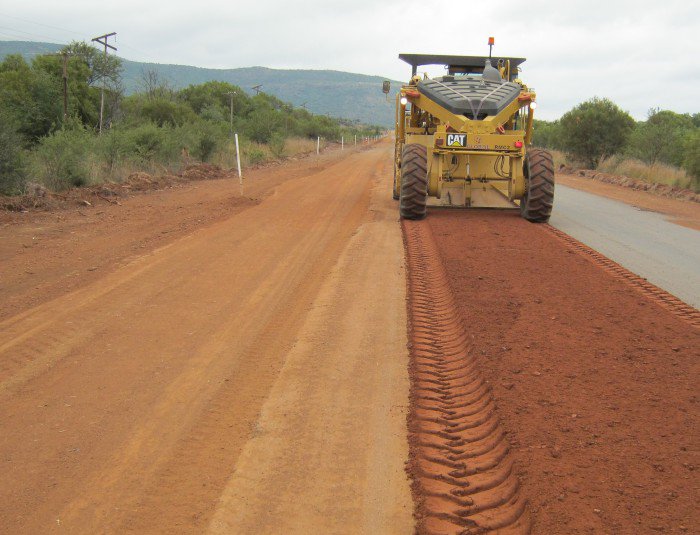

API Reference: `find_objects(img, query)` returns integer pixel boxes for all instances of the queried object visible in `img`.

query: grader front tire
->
[521,148,555,223]
[399,144,428,220]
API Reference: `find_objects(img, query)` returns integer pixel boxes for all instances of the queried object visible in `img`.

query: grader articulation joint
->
[393,45,554,222]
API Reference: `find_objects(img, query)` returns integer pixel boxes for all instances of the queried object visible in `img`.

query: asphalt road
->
[549,184,700,308]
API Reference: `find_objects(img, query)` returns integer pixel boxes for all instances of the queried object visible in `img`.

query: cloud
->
[1,0,698,119]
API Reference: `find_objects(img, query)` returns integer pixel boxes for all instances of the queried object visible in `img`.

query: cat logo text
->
[446,134,466,147]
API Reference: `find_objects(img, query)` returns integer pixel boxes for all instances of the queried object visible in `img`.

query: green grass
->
[547,148,697,192]
[596,155,694,190]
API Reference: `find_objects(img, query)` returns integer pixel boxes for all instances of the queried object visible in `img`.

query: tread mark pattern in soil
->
[403,219,531,535]
[544,225,700,327]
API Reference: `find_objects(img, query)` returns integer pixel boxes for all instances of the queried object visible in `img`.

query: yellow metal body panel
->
[394,70,536,207]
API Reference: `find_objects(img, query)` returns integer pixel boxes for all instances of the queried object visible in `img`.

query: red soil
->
[415,209,698,534]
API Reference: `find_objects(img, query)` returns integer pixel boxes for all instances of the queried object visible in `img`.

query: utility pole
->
[226,91,236,137]
[52,51,71,122]
[252,84,262,95]
[92,32,117,134]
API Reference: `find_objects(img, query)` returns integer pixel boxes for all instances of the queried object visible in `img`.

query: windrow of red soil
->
[411,209,698,534]
[403,219,531,534]
[544,225,700,327]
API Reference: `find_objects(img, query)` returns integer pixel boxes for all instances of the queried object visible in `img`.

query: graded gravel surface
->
[0,142,413,533]
[425,210,699,534]
[550,184,700,308]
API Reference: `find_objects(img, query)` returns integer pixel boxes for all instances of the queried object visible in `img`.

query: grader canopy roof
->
[398,54,526,79]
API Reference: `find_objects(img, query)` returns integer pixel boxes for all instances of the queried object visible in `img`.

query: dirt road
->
[2,142,698,535]
[0,143,413,533]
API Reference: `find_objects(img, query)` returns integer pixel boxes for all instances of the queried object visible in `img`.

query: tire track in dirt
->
[403,219,531,534]
[544,225,700,327]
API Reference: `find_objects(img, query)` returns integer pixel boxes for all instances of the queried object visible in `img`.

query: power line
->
[0,25,64,43]
[0,12,85,38]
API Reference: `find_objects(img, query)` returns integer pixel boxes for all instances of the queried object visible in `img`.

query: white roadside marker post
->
[341,136,344,150]
[234,133,242,188]
[317,136,320,156]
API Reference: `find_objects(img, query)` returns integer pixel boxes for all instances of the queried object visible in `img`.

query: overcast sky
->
[0,0,697,120]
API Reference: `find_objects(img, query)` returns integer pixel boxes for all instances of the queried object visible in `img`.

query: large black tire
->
[520,148,555,223]
[399,144,428,220]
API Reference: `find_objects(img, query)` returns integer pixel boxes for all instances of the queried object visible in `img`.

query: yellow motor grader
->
[393,42,554,222]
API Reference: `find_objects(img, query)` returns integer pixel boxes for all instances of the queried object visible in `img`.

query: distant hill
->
[0,41,401,127]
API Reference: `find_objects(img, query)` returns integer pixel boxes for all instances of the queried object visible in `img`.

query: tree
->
[626,109,694,166]
[58,41,123,129]
[120,93,196,127]
[0,109,25,194]
[532,119,561,150]
[245,107,284,143]
[61,41,122,88]
[682,131,700,192]
[32,53,100,128]
[178,81,249,116]
[139,68,175,101]
[0,54,62,141]
[558,97,635,168]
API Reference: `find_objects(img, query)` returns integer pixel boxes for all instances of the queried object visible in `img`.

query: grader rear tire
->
[399,144,428,220]
[521,148,555,223]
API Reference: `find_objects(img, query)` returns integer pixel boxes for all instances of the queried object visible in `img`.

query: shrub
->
[269,133,286,158]
[139,98,196,127]
[246,147,267,165]
[0,112,26,195]
[124,123,180,164]
[191,123,222,162]
[95,128,131,175]
[30,124,92,190]
[245,107,283,144]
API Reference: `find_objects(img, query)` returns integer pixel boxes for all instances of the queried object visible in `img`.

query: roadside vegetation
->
[533,98,700,192]
[0,41,382,196]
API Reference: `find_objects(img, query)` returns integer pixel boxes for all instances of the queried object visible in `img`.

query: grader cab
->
[393,42,554,222]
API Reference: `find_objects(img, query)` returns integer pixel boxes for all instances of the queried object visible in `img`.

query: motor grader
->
[393,43,554,222]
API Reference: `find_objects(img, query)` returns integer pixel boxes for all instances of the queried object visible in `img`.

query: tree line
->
[0,41,382,195]
[533,97,700,191]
